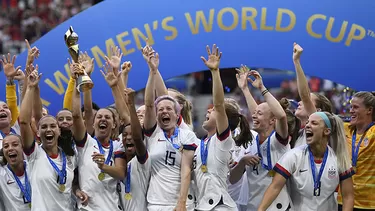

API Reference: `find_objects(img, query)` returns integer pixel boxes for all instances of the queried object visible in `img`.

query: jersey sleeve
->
[181,130,198,151]
[216,126,234,151]
[273,149,298,179]
[23,141,40,163]
[338,167,355,181]
[114,141,126,159]
[63,77,75,110]
[6,84,19,126]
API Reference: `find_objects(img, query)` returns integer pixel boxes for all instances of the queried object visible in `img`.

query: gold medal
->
[98,172,105,181]
[268,170,275,177]
[179,146,183,152]
[59,184,66,192]
[201,165,207,173]
[125,193,132,200]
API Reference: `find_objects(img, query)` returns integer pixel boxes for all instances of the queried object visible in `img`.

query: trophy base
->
[77,75,94,93]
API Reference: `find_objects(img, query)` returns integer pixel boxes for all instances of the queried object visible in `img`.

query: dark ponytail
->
[58,129,75,156]
[235,114,252,149]
[279,98,301,148]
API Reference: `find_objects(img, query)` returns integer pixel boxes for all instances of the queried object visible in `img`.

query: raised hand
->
[201,44,222,71]
[105,46,123,75]
[25,39,40,65]
[248,70,264,90]
[120,61,132,76]
[13,69,25,81]
[78,51,94,75]
[235,64,251,90]
[27,64,42,87]
[1,53,21,78]
[293,42,303,62]
[68,58,84,80]
[141,39,159,71]
[100,62,120,87]
[124,88,135,104]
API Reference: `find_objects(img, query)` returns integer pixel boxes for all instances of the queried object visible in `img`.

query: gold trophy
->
[64,26,94,92]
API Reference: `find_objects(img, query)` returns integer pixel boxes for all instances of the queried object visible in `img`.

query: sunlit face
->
[42,108,48,116]
[0,101,12,128]
[350,97,373,127]
[156,100,178,131]
[56,110,73,130]
[2,135,23,166]
[252,103,275,133]
[295,93,318,120]
[93,109,115,139]
[38,116,60,150]
[305,113,331,145]
[136,105,145,126]
[122,125,135,156]
[202,107,216,132]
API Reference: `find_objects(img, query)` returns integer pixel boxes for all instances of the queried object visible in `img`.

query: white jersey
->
[274,145,354,211]
[145,125,197,208]
[293,129,306,148]
[75,133,125,211]
[0,126,20,149]
[120,152,151,211]
[0,164,31,211]
[25,142,76,211]
[193,128,237,210]
[245,131,291,211]
[177,115,192,131]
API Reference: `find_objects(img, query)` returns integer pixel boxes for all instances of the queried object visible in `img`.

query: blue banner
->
[1,0,374,115]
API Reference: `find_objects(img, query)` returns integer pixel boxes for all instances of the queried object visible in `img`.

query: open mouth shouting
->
[161,115,171,125]
[7,151,18,163]
[98,121,108,132]
[44,133,55,143]
[305,129,314,142]
[0,112,8,120]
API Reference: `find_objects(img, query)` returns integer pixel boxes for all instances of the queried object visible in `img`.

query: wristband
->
[6,79,15,85]
[261,89,269,96]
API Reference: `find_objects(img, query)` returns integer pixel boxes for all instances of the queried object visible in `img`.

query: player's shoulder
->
[286,144,307,158]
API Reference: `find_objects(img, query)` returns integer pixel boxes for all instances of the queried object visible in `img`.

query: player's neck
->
[44,146,59,158]
[207,129,216,138]
[164,127,176,137]
[0,126,11,135]
[355,118,373,134]
[258,128,274,144]
[10,161,25,177]
[310,142,327,159]
[97,136,110,145]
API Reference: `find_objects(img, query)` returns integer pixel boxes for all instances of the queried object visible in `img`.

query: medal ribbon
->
[352,122,374,168]
[200,136,212,166]
[0,128,17,138]
[7,161,31,203]
[256,131,275,170]
[45,149,67,185]
[163,127,181,150]
[94,137,114,170]
[124,163,131,193]
[308,146,328,196]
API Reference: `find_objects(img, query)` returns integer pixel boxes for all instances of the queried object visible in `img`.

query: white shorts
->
[196,204,238,211]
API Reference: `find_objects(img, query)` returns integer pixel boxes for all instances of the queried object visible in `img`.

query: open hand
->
[247,70,264,90]
[1,53,21,78]
[25,39,40,65]
[100,62,120,87]
[141,39,159,71]
[201,44,222,71]
[27,64,42,87]
[235,64,251,90]
[78,51,94,75]
[105,46,123,75]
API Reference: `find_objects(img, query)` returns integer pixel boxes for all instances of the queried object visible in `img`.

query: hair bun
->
[279,98,290,110]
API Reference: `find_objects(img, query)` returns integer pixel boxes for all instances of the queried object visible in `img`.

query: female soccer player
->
[168,88,194,130]
[292,43,333,148]
[193,44,252,211]
[229,70,291,210]
[71,62,128,211]
[19,66,78,211]
[120,88,150,211]
[0,134,31,210]
[143,48,197,211]
[258,112,354,211]
[337,91,375,210]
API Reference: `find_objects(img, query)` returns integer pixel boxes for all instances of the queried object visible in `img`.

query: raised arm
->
[236,65,258,116]
[100,63,130,126]
[201,44,227,134]
[293,43,316,115]
[22,40,40,104]
[249,70,288,139]
[125,88,147,158]
[142,46,158,130]
[120,61,132,88]
[19,65,42,149]
[71,62,87,142]
[32,84,43,124]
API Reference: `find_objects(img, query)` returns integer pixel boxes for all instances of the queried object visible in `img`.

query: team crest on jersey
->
[328,166,337,179]
[364,138,369,147]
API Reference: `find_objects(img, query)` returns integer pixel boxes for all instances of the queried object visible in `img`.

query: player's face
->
[156,100,178,131]
[56,110,73,130]
[305,113,330,145]
[350,97,372,127]
[94,109,115,139]
[252,103,274,133]
[38,116,60,150]
[2,135,23,166]
[122,125,136,156]
[0,101,12,128]
[137,105,145,126]
[295,93,318,120]
[202,107,216,132]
